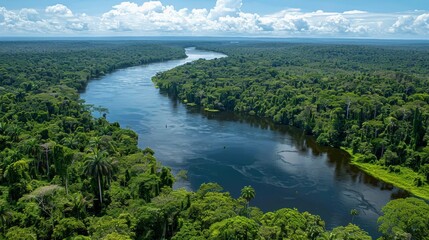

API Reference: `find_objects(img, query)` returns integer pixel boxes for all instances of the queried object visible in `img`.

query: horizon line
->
[1,36,429,41]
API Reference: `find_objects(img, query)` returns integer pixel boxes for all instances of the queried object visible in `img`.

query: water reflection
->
[189,107,409,193]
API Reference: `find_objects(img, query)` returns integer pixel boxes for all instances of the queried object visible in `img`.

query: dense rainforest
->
[153,42,429,200]
[0,40,428,240]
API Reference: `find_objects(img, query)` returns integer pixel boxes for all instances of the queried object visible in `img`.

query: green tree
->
[4,159,31,201]
[84,150,115,203]
[259,208,325,239]
[328,224,371,240]
[21,185,63,219]
[208,216,259,240]
[189,191,240,229]
[103,232,133,240]
[151,189,189,239]
[87,216,135,239]
[240,185,256,215]
[52,217,87,239]
[350,209,359,224]
[378,197,429,239]
[172,223,204,240]
[196,182,224,198]
[65,193,91,220]
[6,226,37,240]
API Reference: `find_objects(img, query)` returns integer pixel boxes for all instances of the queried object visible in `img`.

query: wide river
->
[81,47,409,237]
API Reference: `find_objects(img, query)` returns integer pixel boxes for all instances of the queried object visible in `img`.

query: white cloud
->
[0,4,92,34]
[0,0,428,38]
[320,14,351,33]
[343,10,368,15]
[208,0,242,20]
[45,4,73,17]
[19,8,40,22]
[266,15,310,32]
[390,15,415,33]
[389,13,429,35]
[0,7,7,23]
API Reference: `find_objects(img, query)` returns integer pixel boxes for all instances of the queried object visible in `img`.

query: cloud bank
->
[0,0,428,38]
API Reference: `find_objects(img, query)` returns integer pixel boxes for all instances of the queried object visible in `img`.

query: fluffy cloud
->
[208,0,242,20]
[0,0,428,37]
[100,1,188,32]
[0,4,91,34]
[45,4,73,17]
[19,8,40,22]
[390,13,429,35]
[0,7,7,23]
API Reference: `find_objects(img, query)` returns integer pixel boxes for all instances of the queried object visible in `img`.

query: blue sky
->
[0,0,428,38]
[3,0,428,14]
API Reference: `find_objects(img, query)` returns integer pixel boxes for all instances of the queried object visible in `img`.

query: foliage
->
[52,218,87,239]
[346,149,429,199]
[87,216,134,239]
[6,226,37,239]
[0,40,421,239]
[208,216,259,240]
[259,208,326,239]
[328,224,372,240]
[378,197,429,240]
[154,42,429,199]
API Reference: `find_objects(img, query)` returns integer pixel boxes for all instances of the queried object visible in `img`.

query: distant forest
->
[154,42,429,198]
[0,41,428,239]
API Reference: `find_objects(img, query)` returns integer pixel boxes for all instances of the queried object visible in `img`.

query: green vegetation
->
[154,42,429,200]
[345,148,429,199]
[0,40,428,239]
[204,108,220,112]
[378,197,429,239]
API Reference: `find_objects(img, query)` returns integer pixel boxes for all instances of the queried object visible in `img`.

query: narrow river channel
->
[80,47,409,237]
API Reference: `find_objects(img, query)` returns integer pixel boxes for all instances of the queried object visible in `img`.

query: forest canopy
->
[154,42,429,199]
[0,40,428,239]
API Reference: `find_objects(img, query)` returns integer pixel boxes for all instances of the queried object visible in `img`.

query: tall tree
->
[240,185,256,215]
[350,209,359,224]
[84,149,115,204]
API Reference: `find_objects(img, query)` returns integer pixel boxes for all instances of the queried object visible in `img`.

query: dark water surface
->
[81,48,409,237]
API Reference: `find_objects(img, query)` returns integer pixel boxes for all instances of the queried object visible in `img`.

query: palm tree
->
[241,185,256,216]
[89,136,102,150]
[6,124,21,142]
[66,193,91,219]
[62,134,79,149]
[84,149,115,203]
[350,209,359,224]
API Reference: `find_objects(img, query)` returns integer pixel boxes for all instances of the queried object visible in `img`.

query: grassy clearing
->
[343,148,429,200]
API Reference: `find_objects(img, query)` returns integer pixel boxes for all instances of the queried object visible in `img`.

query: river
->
[80,47,409,237]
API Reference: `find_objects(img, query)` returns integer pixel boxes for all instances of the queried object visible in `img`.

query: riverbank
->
[82,47,399,237]
[343,148,429,200]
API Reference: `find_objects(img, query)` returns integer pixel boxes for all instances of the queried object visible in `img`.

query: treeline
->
[153,42,429,189]
[0,41,186,92]
[0,41,427,239]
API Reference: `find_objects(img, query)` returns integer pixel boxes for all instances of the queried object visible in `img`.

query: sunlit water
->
[81,47,409,237]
